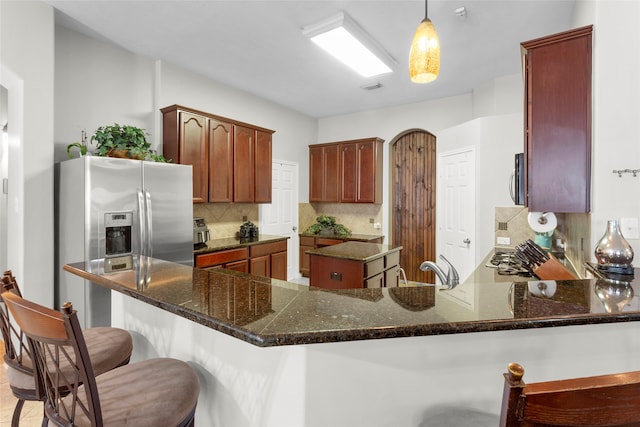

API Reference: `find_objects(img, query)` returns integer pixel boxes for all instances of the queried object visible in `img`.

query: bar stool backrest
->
[500,362,640,426]
[3,291,103,426]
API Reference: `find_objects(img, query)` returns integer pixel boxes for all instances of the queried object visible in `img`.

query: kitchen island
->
[307,241,402,289]
[64,257,640,426]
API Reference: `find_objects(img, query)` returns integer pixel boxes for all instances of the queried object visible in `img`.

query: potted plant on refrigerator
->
[67,123,169,162]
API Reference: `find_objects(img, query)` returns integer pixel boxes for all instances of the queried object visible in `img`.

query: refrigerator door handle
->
[137,189,147,257]
[145,190,153,258]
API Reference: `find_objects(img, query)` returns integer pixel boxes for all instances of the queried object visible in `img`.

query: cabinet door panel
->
[254,130,272,203]
[234,125,255,202]
[340,143,357,202]
[323,145,340,202]
[357,141,377,203]
[179,112,208,203]
[522,26,592,213]
[300,244,313,277]
[209,119,233,202]
[226,259,249,273]
[250,255,270,278]
[271,251,287,281]
[309,146,324,202]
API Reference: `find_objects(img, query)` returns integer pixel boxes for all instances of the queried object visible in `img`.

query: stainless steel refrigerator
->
[56,156,193,327]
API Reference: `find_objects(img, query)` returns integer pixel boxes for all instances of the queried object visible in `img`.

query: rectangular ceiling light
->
[302,12,396,78]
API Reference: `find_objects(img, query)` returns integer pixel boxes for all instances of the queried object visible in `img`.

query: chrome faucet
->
[419,255,460,289]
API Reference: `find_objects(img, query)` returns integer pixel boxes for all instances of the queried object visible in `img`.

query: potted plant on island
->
[66,123,169,162]
[304,215,351,237]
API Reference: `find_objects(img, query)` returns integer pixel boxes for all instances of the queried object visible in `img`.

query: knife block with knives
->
[515,239,578,280]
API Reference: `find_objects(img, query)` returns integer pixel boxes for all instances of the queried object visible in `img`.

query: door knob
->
[292,226,298,232]
[463,238,471,244]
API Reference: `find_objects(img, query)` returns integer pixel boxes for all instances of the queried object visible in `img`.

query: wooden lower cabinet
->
[195,239,287,280]
[299,235,384,277]
[309,249,401,289]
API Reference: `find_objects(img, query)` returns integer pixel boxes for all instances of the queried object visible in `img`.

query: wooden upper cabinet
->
[311,138,383,204]
[233,125,255,203]
[161,104,274,204]
[161,110,209,203]
[521,26,592,213]
[254,130,272,203]
[209,119,233,203]
[309,144,340,202]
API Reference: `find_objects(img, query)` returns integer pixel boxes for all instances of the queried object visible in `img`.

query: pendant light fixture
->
[409,0,440,83]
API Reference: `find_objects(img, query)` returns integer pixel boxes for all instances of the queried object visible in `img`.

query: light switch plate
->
[621,217,639,239]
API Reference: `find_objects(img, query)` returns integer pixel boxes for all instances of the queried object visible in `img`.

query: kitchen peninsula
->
[64,258,640,426]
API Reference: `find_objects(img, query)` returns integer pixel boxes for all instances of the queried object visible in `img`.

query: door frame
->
[437,146,476,283]
[259,159,300,280]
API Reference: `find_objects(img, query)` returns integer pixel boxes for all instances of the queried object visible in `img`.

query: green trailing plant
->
[304,215,351,237]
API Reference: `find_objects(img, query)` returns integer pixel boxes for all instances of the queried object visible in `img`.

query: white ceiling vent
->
[360,82,383,91]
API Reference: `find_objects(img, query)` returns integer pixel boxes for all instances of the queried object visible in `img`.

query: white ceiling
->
[46,0,575,118]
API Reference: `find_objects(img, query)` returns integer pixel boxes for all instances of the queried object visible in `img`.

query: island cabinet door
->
[310,255,365,289]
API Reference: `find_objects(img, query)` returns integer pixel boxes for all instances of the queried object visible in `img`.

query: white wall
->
[54,27,318,196]
[54,26,156,163]
[437,114,523,263]
[157,61,317,199]
[0,1,54,305]
[573,0,640,260]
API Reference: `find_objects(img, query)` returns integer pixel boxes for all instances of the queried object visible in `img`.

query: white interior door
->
[260,160,299,280]
[438,147,476,283]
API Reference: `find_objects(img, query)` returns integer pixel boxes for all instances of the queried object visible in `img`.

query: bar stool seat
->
[2,291,200,427]
[67,358,200,427]
[1,271,133,427]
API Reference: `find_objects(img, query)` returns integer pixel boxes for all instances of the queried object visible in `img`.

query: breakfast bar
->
[64,257,640,426]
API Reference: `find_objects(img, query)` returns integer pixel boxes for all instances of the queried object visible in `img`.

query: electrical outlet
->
[497,236,511,245]
[621,217,639,239]
[373,222,381,229]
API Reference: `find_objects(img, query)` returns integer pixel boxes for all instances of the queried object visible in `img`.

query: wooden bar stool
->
[2,290,200,427]
[1,271,133,427]
[500,362,640,426]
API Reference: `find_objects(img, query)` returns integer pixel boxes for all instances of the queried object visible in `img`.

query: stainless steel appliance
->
[509,153,525,205]
[193,217,210,246]
[57,156,193,327]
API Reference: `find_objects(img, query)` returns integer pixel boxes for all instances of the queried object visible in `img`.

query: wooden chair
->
[2,290,200,427]
[1,271,133,427]
[500,362,640,426]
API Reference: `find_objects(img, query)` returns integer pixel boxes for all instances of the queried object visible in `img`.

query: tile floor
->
[1,342,43,427]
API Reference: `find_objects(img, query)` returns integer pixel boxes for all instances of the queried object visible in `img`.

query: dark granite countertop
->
[64,257,640,348]
[306,241,402,262]
[299,233,384,242]
[193,234,288,255]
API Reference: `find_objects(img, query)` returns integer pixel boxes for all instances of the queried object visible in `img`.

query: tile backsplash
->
[494,206,591,277]
[193,203,259,239]
[299,202,383,235]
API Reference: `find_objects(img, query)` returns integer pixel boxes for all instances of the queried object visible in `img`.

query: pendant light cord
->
[425,0,428,19]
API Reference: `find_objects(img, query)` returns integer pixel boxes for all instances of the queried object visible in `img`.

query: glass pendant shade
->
[409,18,440,83]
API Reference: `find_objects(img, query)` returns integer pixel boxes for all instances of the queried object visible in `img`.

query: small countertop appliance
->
[193,217,210,247]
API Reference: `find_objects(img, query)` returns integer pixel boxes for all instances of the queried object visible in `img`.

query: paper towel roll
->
[527,212,557,233]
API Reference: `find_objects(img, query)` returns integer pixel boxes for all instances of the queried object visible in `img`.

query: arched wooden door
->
[391,130,436,283]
